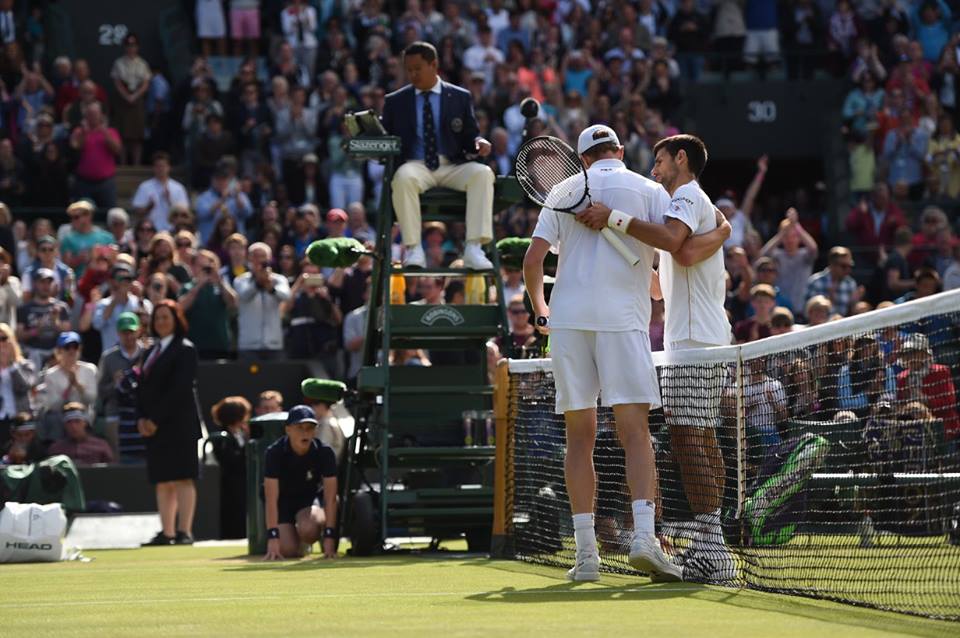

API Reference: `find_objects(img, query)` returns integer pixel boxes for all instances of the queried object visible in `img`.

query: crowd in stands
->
[0,0,957,477]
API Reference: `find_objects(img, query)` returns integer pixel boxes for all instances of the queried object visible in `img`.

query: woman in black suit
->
[138,299,202,545]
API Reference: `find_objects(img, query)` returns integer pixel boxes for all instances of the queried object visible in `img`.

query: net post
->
[490,357,513,558]
[735,349,746,520]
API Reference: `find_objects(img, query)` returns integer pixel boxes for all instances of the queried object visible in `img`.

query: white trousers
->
[391,159,495,244]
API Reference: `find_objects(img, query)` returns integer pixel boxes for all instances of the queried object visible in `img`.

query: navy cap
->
[286,404,318,426]
[56,331,82,348]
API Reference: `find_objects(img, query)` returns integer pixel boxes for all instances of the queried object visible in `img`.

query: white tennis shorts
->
[661,339,727,429]
[550,329,661,414]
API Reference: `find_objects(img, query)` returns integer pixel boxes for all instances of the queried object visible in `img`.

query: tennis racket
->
[515,136,640,266]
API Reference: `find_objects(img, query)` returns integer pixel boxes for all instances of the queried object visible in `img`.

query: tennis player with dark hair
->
[524,124,679,582]
[263,405,338,560]
[578,134,737,583]
[382,41,494,270]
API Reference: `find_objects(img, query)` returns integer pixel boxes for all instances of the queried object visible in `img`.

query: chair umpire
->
[382,41,495,270]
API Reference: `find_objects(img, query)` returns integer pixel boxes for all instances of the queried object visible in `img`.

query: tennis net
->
[492,289,960,620]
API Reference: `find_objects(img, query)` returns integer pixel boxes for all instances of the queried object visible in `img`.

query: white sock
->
[694,509,724,545]
[572,512,597,555]
[631,499,656,536]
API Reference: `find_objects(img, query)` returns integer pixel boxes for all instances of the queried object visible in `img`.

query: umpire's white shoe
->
[403,244,426,268]
[462,242,493,270]
[565,550,600,582]
[629,533,683,582]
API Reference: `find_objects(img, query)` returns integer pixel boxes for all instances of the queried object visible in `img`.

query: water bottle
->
[462,410,474,446]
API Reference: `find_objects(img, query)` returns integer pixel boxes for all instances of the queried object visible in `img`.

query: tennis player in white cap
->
[523,124,680,581]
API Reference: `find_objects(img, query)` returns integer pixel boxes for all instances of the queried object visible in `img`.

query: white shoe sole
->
[629,552,683,582]
[566,567,600,582]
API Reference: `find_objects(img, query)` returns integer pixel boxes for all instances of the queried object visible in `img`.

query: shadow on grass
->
[221,552,486,572]
[470,561,955,638]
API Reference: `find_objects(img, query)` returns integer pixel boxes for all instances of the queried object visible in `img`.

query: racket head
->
[515,136,589,213]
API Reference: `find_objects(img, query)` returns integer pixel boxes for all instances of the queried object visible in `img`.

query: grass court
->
[5,544,957,637]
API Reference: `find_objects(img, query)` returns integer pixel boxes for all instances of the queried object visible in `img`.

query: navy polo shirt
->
[264,436,337,507]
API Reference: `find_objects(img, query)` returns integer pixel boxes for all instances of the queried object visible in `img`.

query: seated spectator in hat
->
[195,167,253,244]
[48,402,114,465]
[255,390,284,416]
[22,234,74,303]
[283,264,341,374]
[60,200,114,277]
[16,267,71,368]
[324,208,349,240]
[97,311,145,458]
[498,294,534,356]
[263,404,338,560]
[2,414,46,465]
[897,332,960,445]
[735,284,777,343]
[769,307,795,336]
[93,262,153,352]
[37,331,98,444]
[179,249,237,359]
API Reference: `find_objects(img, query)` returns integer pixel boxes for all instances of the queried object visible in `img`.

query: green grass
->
[3,545,957,637]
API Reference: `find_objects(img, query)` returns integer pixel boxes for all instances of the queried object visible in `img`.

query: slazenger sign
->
[420,307,465,326]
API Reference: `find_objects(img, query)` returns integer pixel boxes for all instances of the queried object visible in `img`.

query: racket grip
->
[600,228,641,267]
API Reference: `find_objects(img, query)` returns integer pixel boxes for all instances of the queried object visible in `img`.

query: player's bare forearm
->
[675,219,731,267]
[523,238,551,317]
[576,203,687,252]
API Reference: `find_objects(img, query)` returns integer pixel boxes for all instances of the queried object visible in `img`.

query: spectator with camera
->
[179,249,237,359]
[234,242,290,360]
[48,401,114,465]
[92,262,153,353]
[195,167,253,244]
[283,263,342,374]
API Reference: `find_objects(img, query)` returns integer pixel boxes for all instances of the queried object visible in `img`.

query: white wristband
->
[607,209,632,234]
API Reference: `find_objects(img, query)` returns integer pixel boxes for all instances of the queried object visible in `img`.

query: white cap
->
[577,124,620,155]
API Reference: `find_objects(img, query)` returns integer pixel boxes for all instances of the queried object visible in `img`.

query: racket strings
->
[516,138,588,211]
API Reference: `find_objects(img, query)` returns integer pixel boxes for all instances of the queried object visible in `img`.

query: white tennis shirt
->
[532,158,662,332]
[658,180,731,347]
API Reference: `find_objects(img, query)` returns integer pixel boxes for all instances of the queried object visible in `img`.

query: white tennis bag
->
[0,502,67,563]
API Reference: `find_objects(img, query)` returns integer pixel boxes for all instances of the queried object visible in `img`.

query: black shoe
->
[175,531,194,545]
[142,532,175,546]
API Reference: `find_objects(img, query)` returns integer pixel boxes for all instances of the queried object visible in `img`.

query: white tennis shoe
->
[629,533,683,582]
[565,550,600,582]
[403,244,426,268]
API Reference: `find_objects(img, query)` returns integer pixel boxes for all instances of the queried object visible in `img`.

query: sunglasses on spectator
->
[0,334,8,342]
[176,241,192,248]
[509,307,527,315]
[39,246,55,253]
[69,212,90,219]
[61,343,80,351]
[151,283,164,291]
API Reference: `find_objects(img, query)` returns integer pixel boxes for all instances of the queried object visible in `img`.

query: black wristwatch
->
[535,316,549,328]
[322,527,338,539]
[267,527,279,539]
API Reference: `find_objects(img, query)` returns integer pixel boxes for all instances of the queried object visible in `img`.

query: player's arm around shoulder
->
[673,206,731,267]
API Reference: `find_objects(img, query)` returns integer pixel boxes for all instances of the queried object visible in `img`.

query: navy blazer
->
[381,81,481,164]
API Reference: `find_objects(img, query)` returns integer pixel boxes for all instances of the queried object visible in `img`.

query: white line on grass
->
[4,587,698,609]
